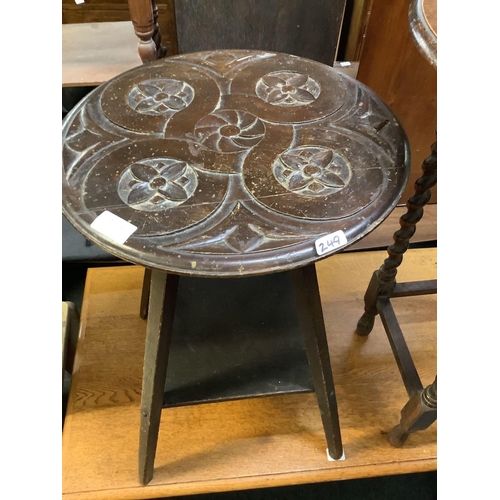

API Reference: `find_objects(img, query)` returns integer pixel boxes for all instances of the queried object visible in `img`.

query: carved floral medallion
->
[255,71,321,107]
[117,158,198,211]
[128,78,195,116]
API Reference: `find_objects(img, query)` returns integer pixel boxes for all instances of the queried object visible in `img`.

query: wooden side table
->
[62,50,410,484]
[356,0,437,446]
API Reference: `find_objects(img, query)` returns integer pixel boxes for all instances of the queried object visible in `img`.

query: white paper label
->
[75,0,85,4]
[315,230,347,256]
[90,211,137,245]
[339,62,351,67]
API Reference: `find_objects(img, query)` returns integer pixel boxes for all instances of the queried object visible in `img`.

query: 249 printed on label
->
[315,230,348,256]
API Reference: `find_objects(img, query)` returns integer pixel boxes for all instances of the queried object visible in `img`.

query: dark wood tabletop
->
[62,50,409,277]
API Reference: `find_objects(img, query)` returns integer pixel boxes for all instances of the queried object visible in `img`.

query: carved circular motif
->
[117,157,198,211]
[273,146,351,196]
[194,110,265,152]
[255,71,321,107]
[62,50,410,276]
[128,78,195,116]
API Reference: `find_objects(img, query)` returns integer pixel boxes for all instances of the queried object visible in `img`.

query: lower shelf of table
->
[63,248,437,500]
[163,272,313,407]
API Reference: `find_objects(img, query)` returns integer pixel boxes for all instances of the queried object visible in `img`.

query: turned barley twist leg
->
[356,142,437,336]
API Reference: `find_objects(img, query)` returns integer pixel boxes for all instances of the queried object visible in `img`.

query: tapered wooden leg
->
[140,267,152,320]
[139,270,179,485]
[388,377,437,447]
[290,264,344,460]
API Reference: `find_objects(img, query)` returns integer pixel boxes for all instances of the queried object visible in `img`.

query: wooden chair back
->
[129,0,347,65]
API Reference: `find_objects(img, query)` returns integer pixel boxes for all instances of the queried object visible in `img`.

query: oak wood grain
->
[63,248,436,499]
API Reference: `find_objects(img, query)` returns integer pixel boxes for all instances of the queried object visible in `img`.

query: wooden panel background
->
[355,0,437,204]
[174,0,346,65]
[62,0,179,55]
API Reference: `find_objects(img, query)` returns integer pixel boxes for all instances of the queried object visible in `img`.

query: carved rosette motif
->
[255,71,321,107]
[194,110,265,153]
[273,146,351,196]
[128,78,194,116]
[117,158,198,211]
[62,50,409,275]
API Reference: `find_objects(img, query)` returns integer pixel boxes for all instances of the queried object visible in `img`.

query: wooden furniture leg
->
[354,142,437,446]
[388,377,437,447]
[356,142,437,336]
[139,270,179,485]
[290,264,344,460]
[151,0,167,58]
[128,0,163,62]
[140,267,152,320]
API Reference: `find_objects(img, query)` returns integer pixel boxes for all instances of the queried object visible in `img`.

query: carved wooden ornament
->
[62,50,410,276]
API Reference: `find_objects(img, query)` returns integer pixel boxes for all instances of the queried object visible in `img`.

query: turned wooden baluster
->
[356,142,437,336]
[151,0,167,58]
[128,0,166,63]
[388,377,437,446]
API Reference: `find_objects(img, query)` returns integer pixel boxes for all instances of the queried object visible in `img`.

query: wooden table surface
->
[62,49,409,277]
[62,22,142,88]
[62,248,437,500]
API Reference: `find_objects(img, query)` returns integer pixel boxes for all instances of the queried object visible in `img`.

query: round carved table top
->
[62,50,410,277]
